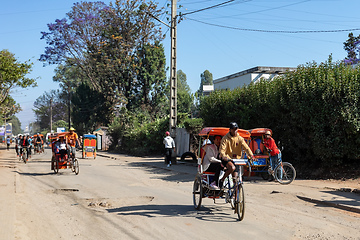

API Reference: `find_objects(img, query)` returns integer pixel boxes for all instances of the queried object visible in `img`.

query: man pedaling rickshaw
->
[65,127,80,161]
[218,122,255,189]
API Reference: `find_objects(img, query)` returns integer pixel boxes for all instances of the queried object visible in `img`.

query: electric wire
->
[186,17,360,33]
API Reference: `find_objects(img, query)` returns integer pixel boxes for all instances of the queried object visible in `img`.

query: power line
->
[181,0,236,16]
[186,17,360,33]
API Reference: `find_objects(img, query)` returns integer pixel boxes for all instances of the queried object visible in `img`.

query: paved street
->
[0,146,359,240]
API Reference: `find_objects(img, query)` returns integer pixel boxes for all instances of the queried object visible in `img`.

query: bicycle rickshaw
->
[247,128,296,184]
[50,132,79,175]
[193,127,250,221]
[82,134,97,159]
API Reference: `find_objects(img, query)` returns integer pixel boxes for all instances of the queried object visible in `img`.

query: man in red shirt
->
[263,130,280,174]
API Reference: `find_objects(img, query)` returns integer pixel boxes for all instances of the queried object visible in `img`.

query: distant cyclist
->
[35,133,43,153]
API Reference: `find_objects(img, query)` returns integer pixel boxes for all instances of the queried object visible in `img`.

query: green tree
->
[177,70,193,114]
[344,32,360,61]
[53,120,67,132]
[197,70,213,96]
[134,41,167,116]
[0,49,37,104]
[33,90,68,132]
[41,0,164,110]
[8,116,22,135]
[71,82,113,135]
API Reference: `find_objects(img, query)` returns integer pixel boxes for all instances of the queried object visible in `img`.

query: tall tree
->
[135,41,167,116]
[8,116,22,135]
[197,70,213,96]
[0,96,21,124]
[40,0,164,110]
[0,49,37,104]
[71,82,113,135]
[177,70,193,114]
[344,32,360,64]
[33,90,68,132]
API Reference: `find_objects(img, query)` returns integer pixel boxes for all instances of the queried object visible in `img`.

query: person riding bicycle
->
[263,130,280,175]
[219,122,255,189]
[20,135,30,161]
[15,135,22,157]
[65,127,80,160]
[202,135,224,190]
[35,133,43,153]
[25,135,32,160]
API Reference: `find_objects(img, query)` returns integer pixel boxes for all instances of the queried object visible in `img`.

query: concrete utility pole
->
[169,0,177,137]
[50,99,53,133]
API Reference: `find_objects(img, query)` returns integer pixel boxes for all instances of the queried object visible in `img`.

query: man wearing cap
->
[263,130,280,175]
[163,131,175,167]
[219,122,255,188]
[66,127,80,159]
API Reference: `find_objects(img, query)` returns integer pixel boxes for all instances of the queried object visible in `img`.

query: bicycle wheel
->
[235,183,245,221]
[193,175,203,210]
[22,153,26,164]
[274,162,296,184]
[73,158,79,175]
[53,157,59,174]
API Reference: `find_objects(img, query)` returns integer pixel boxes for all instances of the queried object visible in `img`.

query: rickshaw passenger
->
[219,122,255,188]
[55,136,68,160]
[202,135,224,190]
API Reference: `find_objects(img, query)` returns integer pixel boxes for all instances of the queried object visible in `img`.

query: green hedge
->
[108,110,203,156]
[200,59,360,178]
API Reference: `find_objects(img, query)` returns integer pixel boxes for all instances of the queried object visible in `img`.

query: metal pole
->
[169,0,177,137]
[50,98,53,133]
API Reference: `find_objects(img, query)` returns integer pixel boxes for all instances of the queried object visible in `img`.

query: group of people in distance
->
[14,133,44,161]
[11,127,81,163]
[163,122,281,190]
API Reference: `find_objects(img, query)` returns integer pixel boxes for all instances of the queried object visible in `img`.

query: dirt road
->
[0,146,359,240]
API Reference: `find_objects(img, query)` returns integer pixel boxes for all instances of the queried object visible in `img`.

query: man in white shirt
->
[163,131,175,167]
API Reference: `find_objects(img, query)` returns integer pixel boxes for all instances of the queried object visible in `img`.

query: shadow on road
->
[128,161,196,183]
[14,170,54,176]
[106,204,238,222]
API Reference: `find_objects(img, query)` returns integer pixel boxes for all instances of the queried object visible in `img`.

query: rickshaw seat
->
[203,171,215,175]
[250,138,265,154]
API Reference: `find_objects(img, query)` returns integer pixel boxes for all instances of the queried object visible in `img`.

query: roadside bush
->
[200,58,360,178]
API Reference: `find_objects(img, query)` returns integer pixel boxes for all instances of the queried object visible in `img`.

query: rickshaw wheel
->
[193,175,203,210]
[53,158,59,174]
[235,183,245,221]
[274,162,296,185]
[261,172,270,180]
[73,158,79,175]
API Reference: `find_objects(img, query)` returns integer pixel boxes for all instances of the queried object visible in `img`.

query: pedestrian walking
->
[163,131,175,167]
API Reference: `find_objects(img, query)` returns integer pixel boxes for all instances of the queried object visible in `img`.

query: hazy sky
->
[1,0,359,129]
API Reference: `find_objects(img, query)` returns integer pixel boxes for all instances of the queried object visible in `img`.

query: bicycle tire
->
[235,183,245,221]
[73,158,79,175]
[55,158,59,174]
[274,162,296,184]
[193,175,203,210]
[22,153,26,164]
